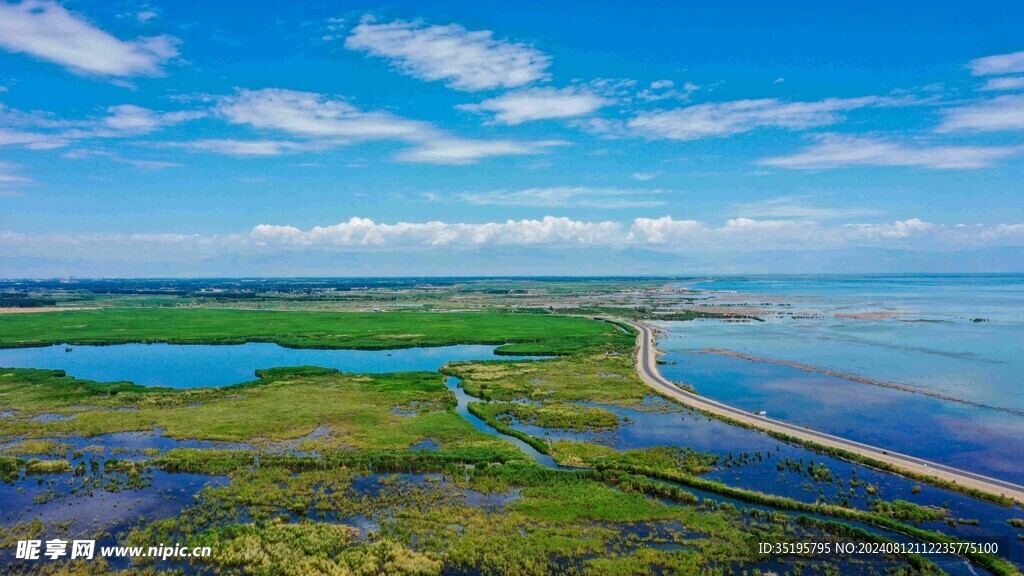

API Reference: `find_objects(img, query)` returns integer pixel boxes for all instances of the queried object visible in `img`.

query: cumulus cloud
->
[458,187,666,208]
[4,216,1024,262]
[628,216,707,243]
[345,16,550,91]
[459,87,610,125]
[627,216,1019,250]
[627,96,906,140]
[842,218,933,240]
[631,172,657,181]
[759,135,1020,170]
[969,50,1024,76]
[0,0,179,77]
[250,216,624,247]
[937,95,1024,132]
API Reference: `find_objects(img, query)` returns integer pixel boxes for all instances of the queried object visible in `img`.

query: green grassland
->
[0,368,514,455]
[0,308,628,355]
[442,350,651,406]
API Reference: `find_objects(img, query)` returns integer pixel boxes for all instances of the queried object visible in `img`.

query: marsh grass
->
[0,309,627,355]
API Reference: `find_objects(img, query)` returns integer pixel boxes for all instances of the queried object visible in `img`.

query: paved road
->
[628,321,1024,504]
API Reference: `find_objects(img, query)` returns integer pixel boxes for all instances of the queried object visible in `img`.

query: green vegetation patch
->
[0,308,627,355]
[2,438,70,457]
[869,499,946,523]
[0,368,516,457]
[549,440,617,468]
[444,349,653,407]
[473,402,619,433]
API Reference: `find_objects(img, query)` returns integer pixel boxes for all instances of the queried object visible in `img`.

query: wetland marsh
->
[0,281,1021,575]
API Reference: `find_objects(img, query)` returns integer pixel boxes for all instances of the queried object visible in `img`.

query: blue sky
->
[1,0,1023,276]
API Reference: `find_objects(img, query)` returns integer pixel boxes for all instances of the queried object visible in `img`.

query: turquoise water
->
[669,274,1024,410]
[0,343,522,388]
[657,273,1024,483]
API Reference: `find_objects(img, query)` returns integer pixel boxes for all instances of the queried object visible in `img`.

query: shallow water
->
[667,274,1024,411]
[444,376,563,469]
[656,349,1024,485]
[0,343,527,388]
[504,401,1024,566]
[0,430,232,538]
[649,274,1024,487]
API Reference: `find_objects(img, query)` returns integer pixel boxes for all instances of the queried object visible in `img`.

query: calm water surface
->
[652,274,1024,484]
[0,342,525,388]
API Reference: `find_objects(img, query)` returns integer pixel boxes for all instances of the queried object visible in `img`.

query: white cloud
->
[345,16,550,91]
[460,86,610,125]
[206,88,551,164]
[63,149,182,169]
[0,102,200,154]
[459,187,666,208]
[0,103,68,129]
[635,80,698,102]
[101,105,204,134]
[0,128,69,149]
[0,162,28,197]
[5,216,1024,261]
[631,172,657,181]
[136,11,158,23]
[937,95,1024,132]
[0,162,29,183]
[250,216,624,247]
[980,77,1024,91]
[628,96,905,140]
[628,216,707,243]
[969,50,1024,76]
[842,218,934,240]
[395,138,565,165]
[759,135,1020,170]
[734,196,885,219]
[167,139,312,156]
[215,88,430,141]
[0,0,179,77]
[116,157,181,169]
[627,216,1023,250]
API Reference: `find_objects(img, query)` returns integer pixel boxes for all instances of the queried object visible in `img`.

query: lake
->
[0,342,525,388]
